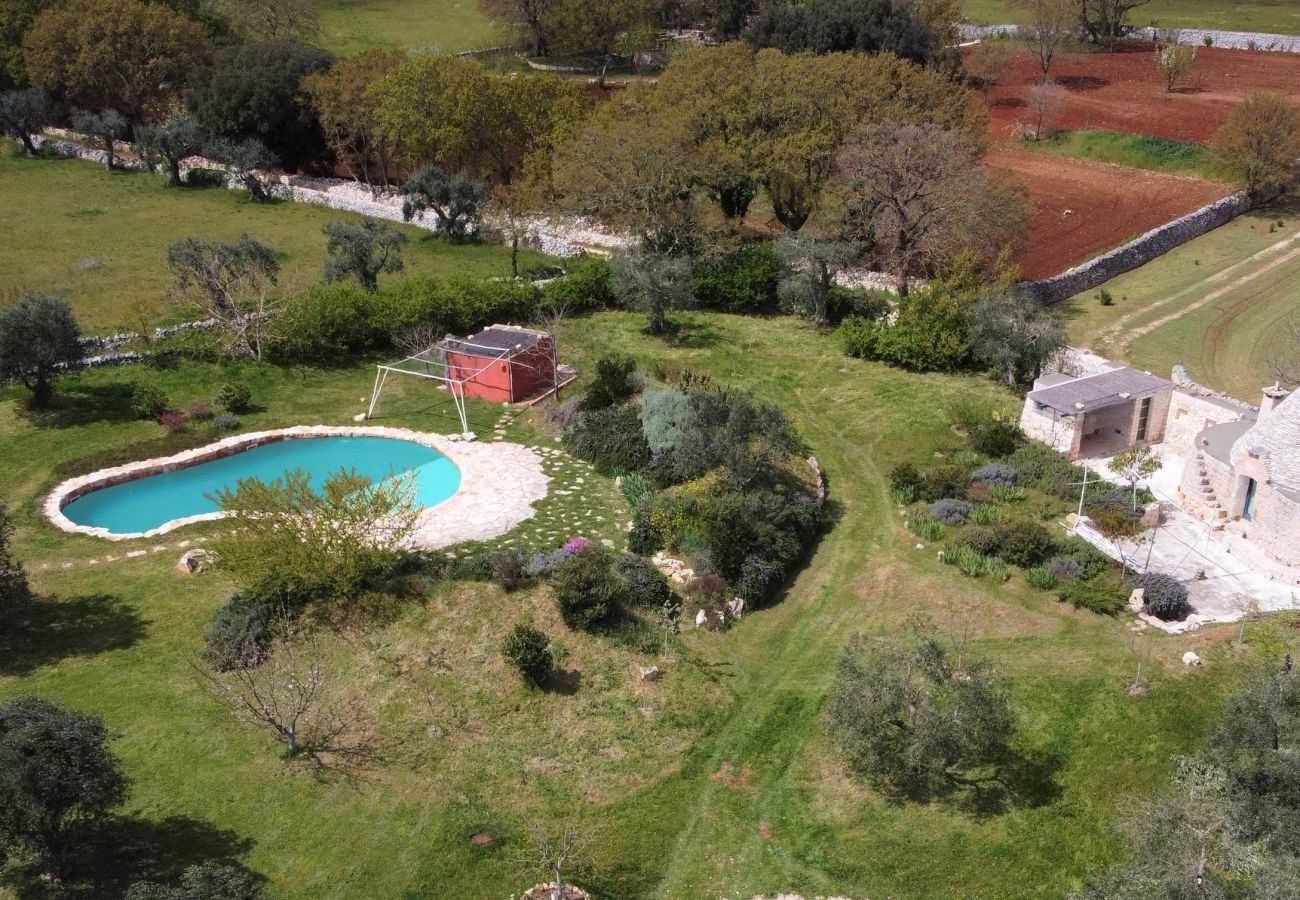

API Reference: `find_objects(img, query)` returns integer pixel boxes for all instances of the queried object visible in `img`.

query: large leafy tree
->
[302,49,408,194]
[1210,93,1300,198]
[23,0,210,124]
[826,629,1013,791]
[744,0,941,63]
[371,54,586,182]
[547,0,661,86]
[189,38,334,172]
[835,122,1024,295]
[0,0,58,90]
[0,294,81,407]
[0,696,127,871]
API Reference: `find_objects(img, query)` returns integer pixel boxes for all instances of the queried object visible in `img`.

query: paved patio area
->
[1074,447,1300,631]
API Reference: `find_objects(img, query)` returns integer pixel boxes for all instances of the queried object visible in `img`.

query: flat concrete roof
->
[1196,419,1253,465]
[1027,367,1173,415]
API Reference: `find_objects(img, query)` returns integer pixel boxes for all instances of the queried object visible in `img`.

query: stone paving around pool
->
[44,425,550,550]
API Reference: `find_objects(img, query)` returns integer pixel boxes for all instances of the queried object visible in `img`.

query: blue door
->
[1243,478,1258,521]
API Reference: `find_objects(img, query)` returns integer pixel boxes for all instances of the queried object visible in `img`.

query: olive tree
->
[774,235,862,326]
[0,86,50,155]
[137,115,204,187]
[0,502,31,626]
[1154,41,1196,93]
[322,218,406,291]
[167,235,281,360]
[0,293,81,407]
[825,631,1013,791]
[205,138,277,201]
[610,249,693,335]
[71,107,126,170]
[126,863,262,900]
[399,166,489,238]
[0,696,127,871]
[968,290,1067,386]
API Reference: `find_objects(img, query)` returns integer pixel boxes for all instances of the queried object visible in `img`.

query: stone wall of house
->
[1163,389,1252,457]
[1179,447,1235,520]
[1019,398,1076,455]
[1247,484,1300,563]
[1017,191,1259,305]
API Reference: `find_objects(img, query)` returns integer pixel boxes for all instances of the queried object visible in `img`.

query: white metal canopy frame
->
[366,335,555,433]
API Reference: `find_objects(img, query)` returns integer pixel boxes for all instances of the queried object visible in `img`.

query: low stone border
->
[45,425,549,549]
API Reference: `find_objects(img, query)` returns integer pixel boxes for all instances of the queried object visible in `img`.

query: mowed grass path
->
[962,0,1300,35]
[1,312,1249,897]
[1063,199,1300,402]
[318,0,503,56]
[0,151,549,332]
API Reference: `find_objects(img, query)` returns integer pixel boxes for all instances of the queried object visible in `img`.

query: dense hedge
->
[691,244,783,314]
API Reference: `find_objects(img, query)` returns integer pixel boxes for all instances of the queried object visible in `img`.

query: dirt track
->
[985,147,1231,279]
[981,42,1300,144]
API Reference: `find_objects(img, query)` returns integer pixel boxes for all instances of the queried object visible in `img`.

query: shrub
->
[373,274,538,337]
[540,256,613,313]
[126,863,262,900]
[1058,578,1127,615]
[997,519,1056,568]
[973,462,1018,486]
[1006,442,1083,498]
[1056,539,1112,579]
[580,353,638,411]
[159,410,186,431]
[616,554,673,608]
[1090,507,1144,539]
[185,167,228,188]
[928,499,971,525]
[203,592,280,671]
[967,503,1002,526]
[640,388,689,453]
[970,420,1024,458]
[1045,557,1084,582]
[889,462,922,496]
[543,397,581,432]
[212,413,241,431]
[918,465,969,503]
[627,515,663,555]
[525,549,570,579]
[553,547,625,630]
[216,382,252,413]
[131,384,169,420]
[502,623,553,686]
[907,514,944,542]
[562,536,593,554]
[684,572,729,603]
[1025,567,1058,590]
[953,449,983,469]
[567,404,652,475]
[691,243,782,313]
[272,284,380,363]
[620,473,652,510]
[1138,572,1189,621]
[487,549,531,591]
[737,554,782,603]
[953,525,1001,556]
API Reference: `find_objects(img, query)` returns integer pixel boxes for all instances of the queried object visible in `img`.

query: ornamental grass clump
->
[907,513,944,542]
[1025,567,1058,591]
[967,503,1002,526]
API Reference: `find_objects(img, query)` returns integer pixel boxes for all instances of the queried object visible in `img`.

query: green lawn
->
[0,149,551,333]
[1020,130,1224,180]
[1062,197,1300,402]
[318,0,504,56]
[0,310,1260,898]
[962,0,1300,35]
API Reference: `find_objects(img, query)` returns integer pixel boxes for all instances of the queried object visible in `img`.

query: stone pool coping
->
[45,425,550,549]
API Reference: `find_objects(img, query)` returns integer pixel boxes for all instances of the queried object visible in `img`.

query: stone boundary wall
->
[958,24,1300,53]
[1171,364,1260,413]
[1017,191,1259,305]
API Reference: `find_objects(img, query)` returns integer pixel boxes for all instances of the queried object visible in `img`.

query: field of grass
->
[0,307,1265,898]
[962,0,1300,35]
[0,149,551,333]
[1063,198,1300,402]
[1021,130,1222,180]
[318,0,504,56]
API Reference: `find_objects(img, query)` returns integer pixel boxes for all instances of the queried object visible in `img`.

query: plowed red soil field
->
[985,148,1232,279]
[981,42,1300,144]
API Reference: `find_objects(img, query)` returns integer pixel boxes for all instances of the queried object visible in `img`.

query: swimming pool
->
[59,435,461,536]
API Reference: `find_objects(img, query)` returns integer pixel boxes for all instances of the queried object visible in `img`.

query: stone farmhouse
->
[1020,355,1300,566]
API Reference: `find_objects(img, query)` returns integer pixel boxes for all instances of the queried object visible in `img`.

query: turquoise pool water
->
[62,436,461,535]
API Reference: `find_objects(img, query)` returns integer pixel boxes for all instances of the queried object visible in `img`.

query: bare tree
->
[1026,79,1064,140]
[479,0,556,56]
[1015,0,1076,82]
[963,41,1013,102]
[198,625,371,762]
[167,235,283,360]
[215,0,321,41]
[1154,40,1196,93]
[835,123,1026,296]
[517,824,591,900]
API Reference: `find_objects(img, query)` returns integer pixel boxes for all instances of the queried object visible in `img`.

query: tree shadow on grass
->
[64,814,260,898]
[877,746,1064,820]
[546,667,582,695]
[1056,74,1109,92]
[15,381,137,429]
[0,593,146,677]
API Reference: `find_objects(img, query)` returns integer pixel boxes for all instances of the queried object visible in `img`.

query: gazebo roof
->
[1027,367,1172,415]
